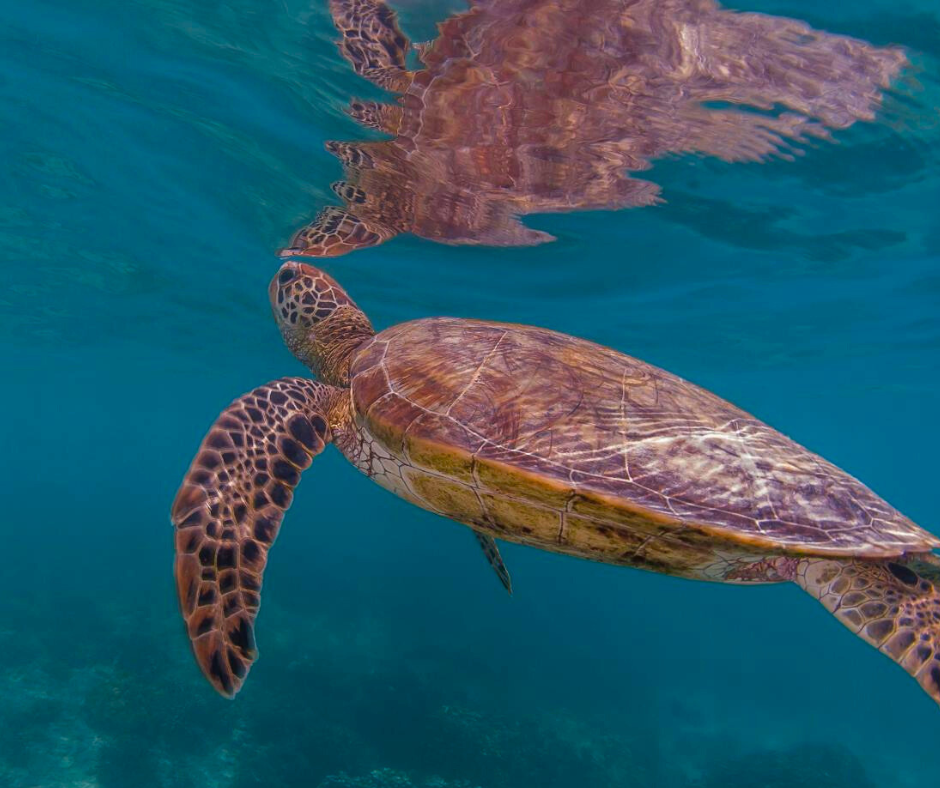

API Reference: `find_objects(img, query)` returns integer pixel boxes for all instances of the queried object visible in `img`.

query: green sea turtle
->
[173,261,940,707]
[282,0,907,257]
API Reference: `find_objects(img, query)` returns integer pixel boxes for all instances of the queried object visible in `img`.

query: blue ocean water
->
[2,0,940,786]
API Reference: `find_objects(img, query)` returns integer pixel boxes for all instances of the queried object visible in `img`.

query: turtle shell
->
[349,318,938,558]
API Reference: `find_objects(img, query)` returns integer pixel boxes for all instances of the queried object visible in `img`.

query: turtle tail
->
[793,555,940,707]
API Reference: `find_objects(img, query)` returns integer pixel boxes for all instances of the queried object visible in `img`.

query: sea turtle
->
[173,261,940,708]
[282,0,907,257]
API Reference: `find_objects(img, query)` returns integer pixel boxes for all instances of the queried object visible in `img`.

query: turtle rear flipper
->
[330,0,413,92]
[474,532,512,595]
[281,206,396,258]
[795,557,940,707]
[171,379,337,697]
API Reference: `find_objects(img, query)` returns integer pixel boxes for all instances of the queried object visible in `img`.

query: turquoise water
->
[3,0,940,786]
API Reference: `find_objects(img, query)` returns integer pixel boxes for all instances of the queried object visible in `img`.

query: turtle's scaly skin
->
[172,378,337,695]
[284,0,908,256]
[339,318,938,581]
[172,263,940,706]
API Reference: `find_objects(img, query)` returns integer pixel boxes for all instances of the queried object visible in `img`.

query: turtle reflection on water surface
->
[174,262,940,711]
[282,0,908,257]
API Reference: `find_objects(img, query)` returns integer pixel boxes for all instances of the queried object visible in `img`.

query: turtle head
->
[270,262,374,385]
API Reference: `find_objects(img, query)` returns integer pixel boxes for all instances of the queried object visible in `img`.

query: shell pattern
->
[338,318,938,580]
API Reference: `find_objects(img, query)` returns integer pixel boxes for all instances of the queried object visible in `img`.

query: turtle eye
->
[278,268,296,286]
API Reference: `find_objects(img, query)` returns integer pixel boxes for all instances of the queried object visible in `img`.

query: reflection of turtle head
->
[279,206,396,258]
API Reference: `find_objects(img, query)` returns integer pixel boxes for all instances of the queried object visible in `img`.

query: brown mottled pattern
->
[171,378,335,697]
[285,0,907,256]
[284,205,395,259]
[794,557,940,706]
[328,0,412,92]
[349,318,938,559]
[270,264,374,385]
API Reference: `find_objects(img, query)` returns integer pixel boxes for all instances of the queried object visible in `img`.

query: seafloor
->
[0,587,908,787]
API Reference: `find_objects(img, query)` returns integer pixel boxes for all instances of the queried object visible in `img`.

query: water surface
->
[1,0,939,786]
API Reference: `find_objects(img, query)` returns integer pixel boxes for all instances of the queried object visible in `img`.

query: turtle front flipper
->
[474,532,512,596]
[794,557,940,707]
[329,0,413,92]
[280,206,396,258]
[171,378,341,697]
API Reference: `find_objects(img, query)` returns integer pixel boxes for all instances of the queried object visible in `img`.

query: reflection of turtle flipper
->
[677,8,907,128]
[346,100,403,134]
[412,40,433,65]
[280,207,395,258]
[674,109,827,163]
[325,140,377,171]
[479,220,555,248]
[433,211,555,247]
[329,0,413,92]
[331,180,368,205]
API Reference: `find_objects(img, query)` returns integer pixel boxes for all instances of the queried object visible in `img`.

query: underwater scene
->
[2,0,940,785]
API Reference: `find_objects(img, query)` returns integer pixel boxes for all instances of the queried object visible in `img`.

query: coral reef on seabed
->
[694,742,877,788]
[0,591,886,788]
